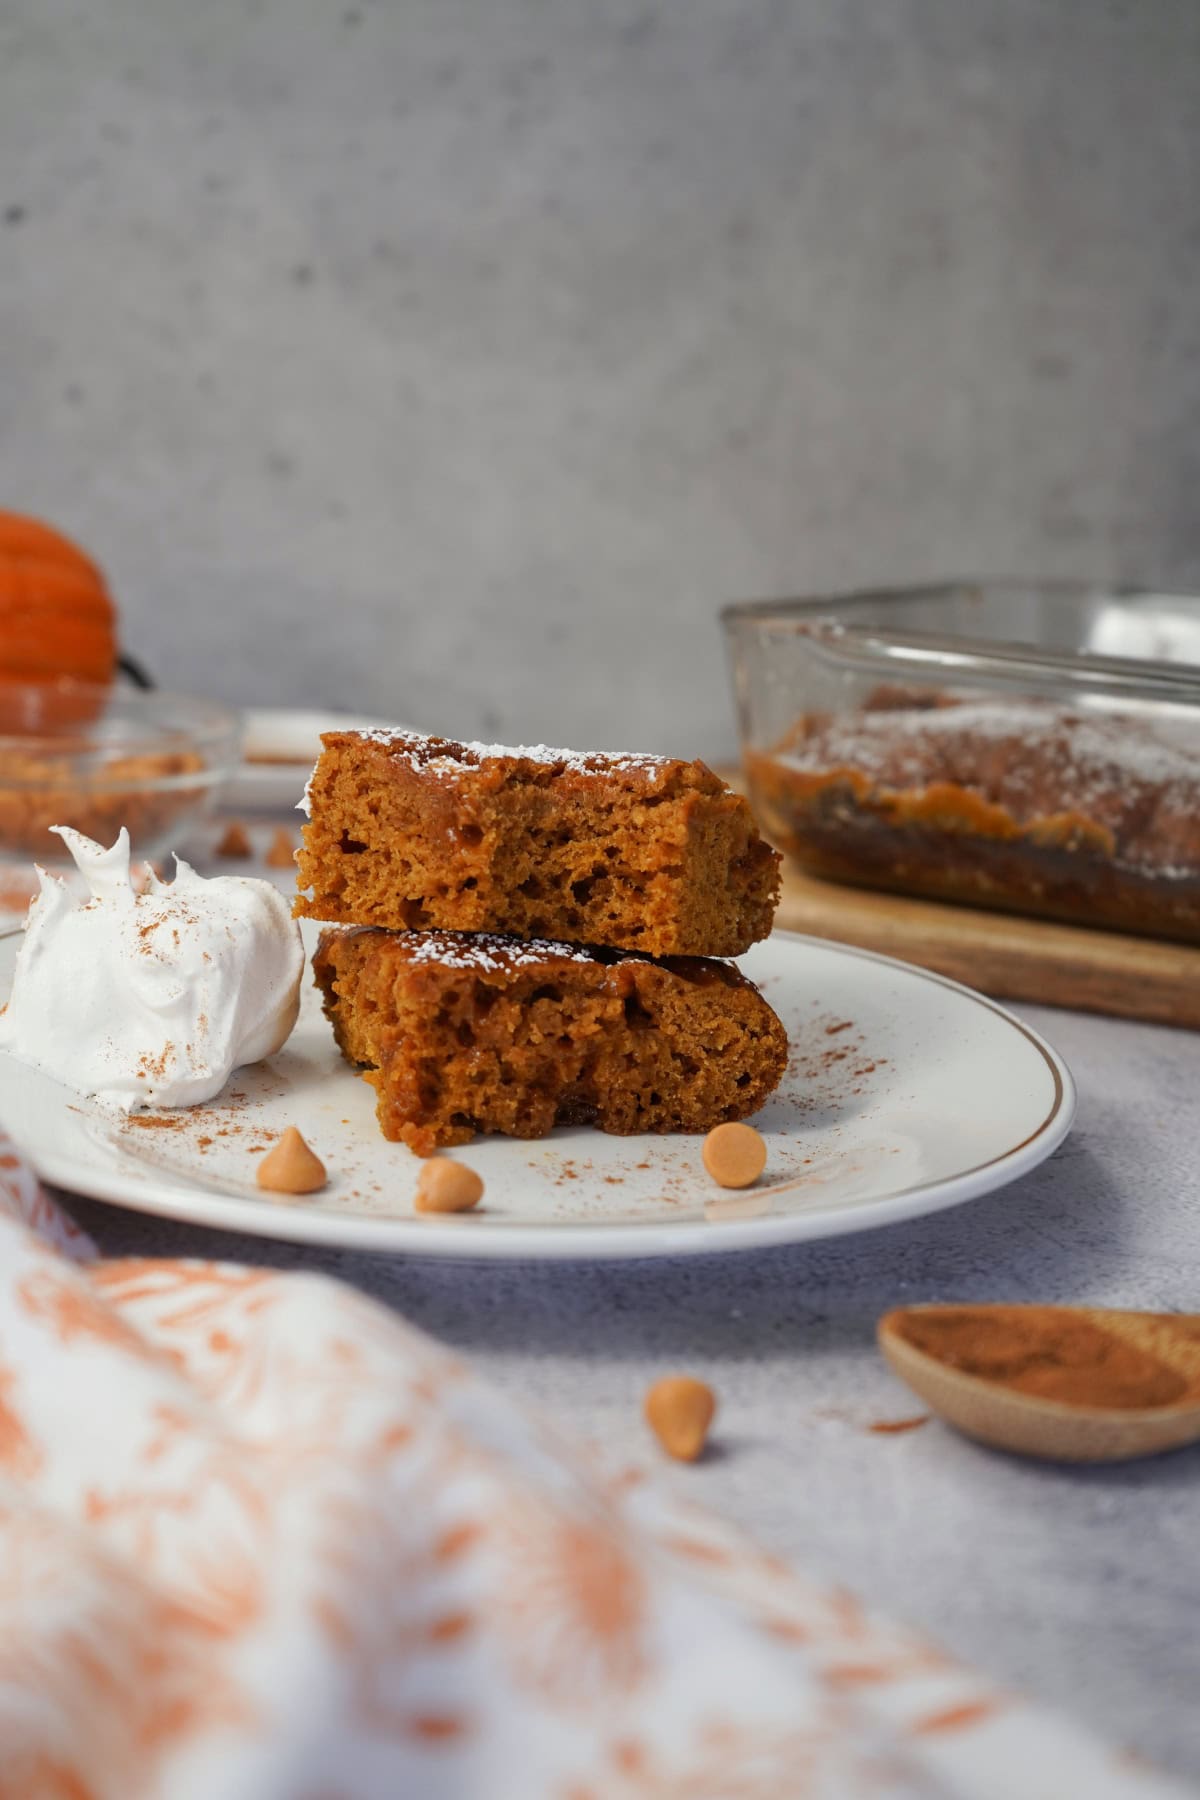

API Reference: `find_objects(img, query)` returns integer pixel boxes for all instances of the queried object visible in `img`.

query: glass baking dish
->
[722,582,1200,943]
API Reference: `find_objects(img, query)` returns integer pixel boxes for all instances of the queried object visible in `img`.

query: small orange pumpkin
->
[0,511,117,686]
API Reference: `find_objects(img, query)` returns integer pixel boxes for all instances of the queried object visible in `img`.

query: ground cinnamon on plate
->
[868,1413,930,1435]
[896,1306,1187,1409]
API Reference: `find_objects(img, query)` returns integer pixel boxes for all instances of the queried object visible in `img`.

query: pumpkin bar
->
[296,731,780,957]
[313,925,789,1154]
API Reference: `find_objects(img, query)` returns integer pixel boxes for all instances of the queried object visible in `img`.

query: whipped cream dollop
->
[0,827,304,1110]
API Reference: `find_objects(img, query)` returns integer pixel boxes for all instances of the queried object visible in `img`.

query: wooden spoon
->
[878,1304,1200,1463]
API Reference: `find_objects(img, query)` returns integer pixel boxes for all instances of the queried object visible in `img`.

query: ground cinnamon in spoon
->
[896,1306,1187,1409]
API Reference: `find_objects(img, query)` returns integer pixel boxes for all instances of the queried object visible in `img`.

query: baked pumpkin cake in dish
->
[746,693,1200,942]
[313,925,788,1154]
[296,731,780,957]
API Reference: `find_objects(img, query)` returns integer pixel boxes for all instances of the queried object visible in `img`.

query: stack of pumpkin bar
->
[297,731,788,1155]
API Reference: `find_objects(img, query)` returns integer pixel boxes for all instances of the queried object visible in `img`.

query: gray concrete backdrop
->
[2,0,1198,757]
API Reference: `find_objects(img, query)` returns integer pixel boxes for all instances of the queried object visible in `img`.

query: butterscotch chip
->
[265,825,296,868]
[644,1375,716,1462]
[215,821,252,858]
[255,1126,327,1194]
[702,1121,767,1189]
[415,1159,484,1213]
[296,730,780,957]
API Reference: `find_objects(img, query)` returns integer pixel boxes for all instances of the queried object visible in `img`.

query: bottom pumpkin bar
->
[313,925,789,1155]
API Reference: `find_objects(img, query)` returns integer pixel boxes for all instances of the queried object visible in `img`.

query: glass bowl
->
[722,582,1200,943]
[0,681,241,874]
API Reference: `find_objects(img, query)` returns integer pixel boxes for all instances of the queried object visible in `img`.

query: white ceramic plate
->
[0,925,1074,1260]
[226,708,410,811]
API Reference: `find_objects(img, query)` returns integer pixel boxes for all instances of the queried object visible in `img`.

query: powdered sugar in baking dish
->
[783,702,1197,788]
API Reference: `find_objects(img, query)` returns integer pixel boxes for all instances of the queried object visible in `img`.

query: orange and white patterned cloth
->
[0,1129,1185,1800]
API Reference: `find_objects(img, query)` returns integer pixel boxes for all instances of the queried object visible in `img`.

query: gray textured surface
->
[65,999,1200,1785]
[3,0,1200,755]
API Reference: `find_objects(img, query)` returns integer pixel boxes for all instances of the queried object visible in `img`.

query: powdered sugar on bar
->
[299,731,673,814]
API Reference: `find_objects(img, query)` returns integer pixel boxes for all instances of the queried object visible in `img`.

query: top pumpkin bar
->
[295,731,781,956]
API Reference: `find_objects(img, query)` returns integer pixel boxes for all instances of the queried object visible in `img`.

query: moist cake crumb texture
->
[313,925,788,1155]
[296,729,781,957]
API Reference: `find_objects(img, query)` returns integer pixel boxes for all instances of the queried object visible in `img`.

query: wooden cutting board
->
[774,862,1200,1028]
